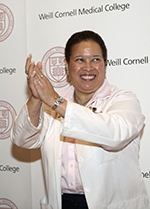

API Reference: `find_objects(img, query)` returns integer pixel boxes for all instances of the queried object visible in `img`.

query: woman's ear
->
[64,60,69,75]
[64,59,71,83]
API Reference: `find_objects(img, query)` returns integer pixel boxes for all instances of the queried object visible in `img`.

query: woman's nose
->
[83,61,93,71]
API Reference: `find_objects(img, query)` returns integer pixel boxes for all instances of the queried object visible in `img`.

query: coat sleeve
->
[11,104,49,149]
[60,90,145,151]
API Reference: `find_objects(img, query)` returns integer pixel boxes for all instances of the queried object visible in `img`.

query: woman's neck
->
[73,91,94,106]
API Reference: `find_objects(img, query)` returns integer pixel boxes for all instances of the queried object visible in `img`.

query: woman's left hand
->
[32,62,57,107]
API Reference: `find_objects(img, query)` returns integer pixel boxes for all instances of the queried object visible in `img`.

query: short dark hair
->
[65,30,107,66]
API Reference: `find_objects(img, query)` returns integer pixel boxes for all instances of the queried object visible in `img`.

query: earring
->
[65,69,69,75]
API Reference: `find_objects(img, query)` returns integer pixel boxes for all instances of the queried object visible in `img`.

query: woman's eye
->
[92,57,101,62]
[75,58,84,62]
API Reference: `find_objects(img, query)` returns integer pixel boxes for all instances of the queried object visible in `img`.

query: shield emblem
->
[49,56,65,82]
[0,109,9,134]
[0,12,6,35]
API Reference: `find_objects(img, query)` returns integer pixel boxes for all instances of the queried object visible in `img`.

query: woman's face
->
[66,40,106,94]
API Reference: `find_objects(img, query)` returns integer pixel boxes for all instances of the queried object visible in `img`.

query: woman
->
[11,30,150,209]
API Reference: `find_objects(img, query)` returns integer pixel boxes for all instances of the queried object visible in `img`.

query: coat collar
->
[60,79,111,104]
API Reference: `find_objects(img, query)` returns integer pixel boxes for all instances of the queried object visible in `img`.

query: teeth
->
[81,75,95,80]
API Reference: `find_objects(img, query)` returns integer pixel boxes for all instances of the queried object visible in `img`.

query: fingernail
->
[28,53,32,58]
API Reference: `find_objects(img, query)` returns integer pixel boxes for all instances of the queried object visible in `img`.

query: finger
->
[36,62,42,71]
[25,54,32,75]
[35,74,44,87]
[36,71,44,80]
[28,61,35,78]
[33,75,43,88]
[26,68,37,84]
[34,65,45,81]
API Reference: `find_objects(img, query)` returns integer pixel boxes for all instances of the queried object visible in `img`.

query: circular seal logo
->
[0,4,14,42]
[0,100,17,140]
[41,47,68,88]
[0,198,18,209]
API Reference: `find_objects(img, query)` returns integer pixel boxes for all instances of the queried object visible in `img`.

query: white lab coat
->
[11,80,150,209]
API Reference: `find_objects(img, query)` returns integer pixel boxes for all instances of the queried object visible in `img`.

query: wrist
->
[51,95,64,110]
[27,96,42,109]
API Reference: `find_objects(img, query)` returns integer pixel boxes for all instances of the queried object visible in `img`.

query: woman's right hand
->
[25,54,42,126]
[25,54,41,100]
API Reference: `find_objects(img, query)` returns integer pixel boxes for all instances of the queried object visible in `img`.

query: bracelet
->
[52,95,64,110]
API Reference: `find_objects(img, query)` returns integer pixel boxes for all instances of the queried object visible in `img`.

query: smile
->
[80,75,96,81]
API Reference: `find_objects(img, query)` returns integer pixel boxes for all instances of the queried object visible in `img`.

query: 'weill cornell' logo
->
[0,4,14,42]
[42,47,68,88]
[0,198,18,209]
[0,101,16,140]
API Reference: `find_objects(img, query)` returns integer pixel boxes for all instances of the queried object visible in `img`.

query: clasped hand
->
[25,54,57,107]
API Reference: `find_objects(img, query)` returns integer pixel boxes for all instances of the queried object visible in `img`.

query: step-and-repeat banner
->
[0,0,150,208]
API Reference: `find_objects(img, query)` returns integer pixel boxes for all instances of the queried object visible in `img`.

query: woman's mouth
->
[80,74,96,81]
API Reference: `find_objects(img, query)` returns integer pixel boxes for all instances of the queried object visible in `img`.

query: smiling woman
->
[65,40,106,102]
[11,30,150,209]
